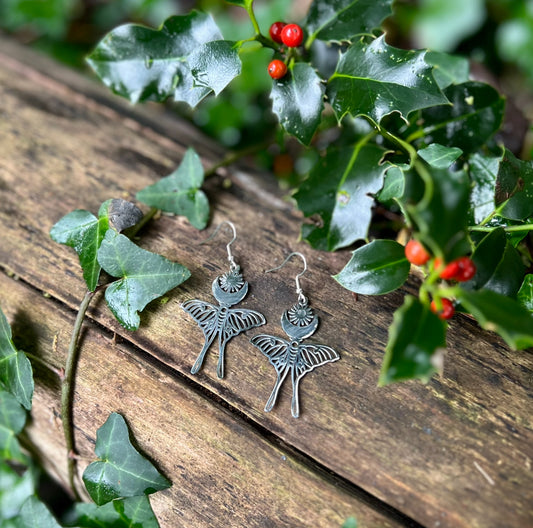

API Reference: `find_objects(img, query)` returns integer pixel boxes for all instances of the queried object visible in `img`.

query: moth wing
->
[250,335,290,375]
[222,308,266,344]
[182,300,219,340]
[295,343,340,381]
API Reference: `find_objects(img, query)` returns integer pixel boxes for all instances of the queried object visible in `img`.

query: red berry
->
[280,23,304,47]
[269,21,286,44]
[435,257,460,280]
[405,240,430,265]
[430,298,455,320]
[268,59,287,79]
[453,256,476,282]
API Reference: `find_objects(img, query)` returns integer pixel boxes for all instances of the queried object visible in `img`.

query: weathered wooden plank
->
[0,37,532,528]
[1,272,399,527]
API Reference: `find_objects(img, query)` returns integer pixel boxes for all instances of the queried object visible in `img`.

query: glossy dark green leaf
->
[86,12,222,107]
[295,144,387,250]
[0,462,38,520]
[334,240,410,294]
[377,165,406,203]
[327,36,447,124]
[518,275,533,313]
[417,144,462,169]
[189,40,241,95]
[401,164,471,260]
[97,231,190,331]
[495,149,533,221]
[468,228,525,298]
[83,413,171,505]
[0,391,27,464]
[136,148,209,229]
[305,0,393,44]
[425,51,470,89]
[270,63,325,145]
[0,306,33,411]
[379,296,446,386]
[457,290,533,350]
[65,496,159,528]
[420,82,505,153]
[468,152,500,224]
[13,496,62,528]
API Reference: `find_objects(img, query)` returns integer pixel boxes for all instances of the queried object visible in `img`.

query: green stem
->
[125,207,158,239]
[204,140,272,178]
[470,223,533,233]
[378,125,418,167]
[245,1,261,36]
[61,289,94,501]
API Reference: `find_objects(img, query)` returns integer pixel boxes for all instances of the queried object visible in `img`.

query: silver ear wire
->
[266,251,308,304]
[200,221,238,270]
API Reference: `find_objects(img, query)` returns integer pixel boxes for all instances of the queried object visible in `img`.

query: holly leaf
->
[379,296,446,386]
[425,51,470,89]
[86,12,223,107]
[495,149,533,221]
[189,41,241,95]
[377,165,406,203]
[270,62,325,145]
[0,306,33,410]
[457,290,533,350]
[83,413,171,506]
[305,0,393,44]
[50,199,142,291]
[13,496,62,528]
[518,275,533,313]
[334,240,410,295]
[400,164,471,260]
[136,148,209,230]
[468,228,525,298]
[420,82,505,154]
[327,36,447,124]
[294,144,387,250]
[97,230,190,331]
[417,144,462,169]
[468,152,500,224]
[0,391,28,464]
[0,462,38,521]
[64,496,159,528]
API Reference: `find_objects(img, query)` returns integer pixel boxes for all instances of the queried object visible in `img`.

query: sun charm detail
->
[219,268,245,293]
[287,301,314,326]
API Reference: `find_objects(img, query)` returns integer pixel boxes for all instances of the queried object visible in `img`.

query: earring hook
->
[200,221,238,269]
[266,252,308,304]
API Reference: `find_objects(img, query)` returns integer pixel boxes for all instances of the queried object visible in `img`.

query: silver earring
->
[182,221,266,379]
[250,252,340,418]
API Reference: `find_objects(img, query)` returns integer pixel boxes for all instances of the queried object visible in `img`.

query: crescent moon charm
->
[281,309,318,340]
[212,276,249,306]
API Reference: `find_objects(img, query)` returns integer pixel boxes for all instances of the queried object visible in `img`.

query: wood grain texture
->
[0,36,532,528]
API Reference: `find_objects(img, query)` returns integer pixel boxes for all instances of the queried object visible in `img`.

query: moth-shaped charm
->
[251,299,339,418]
[183,266,265,379]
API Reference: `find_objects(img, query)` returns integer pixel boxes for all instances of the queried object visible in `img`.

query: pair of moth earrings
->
[182,221,339,418]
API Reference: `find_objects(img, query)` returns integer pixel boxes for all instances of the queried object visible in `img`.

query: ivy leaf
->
[50,199,142,291]
[0,306,33,410]
[270,63,325,145]
[305,0,393,44]
[468,152,500,224]
[377,165,406,203]
[327,36,448,124]
[0,462,38,521]
[64,496,159,528]
[97,230,190,331]
[425,51,470,89]
[379,296,446,386]
[189,40,241,95]
[334,240,410,295]
[13,496,62,528]
[83,413,171,506]
[86,12,223,107]
[136,148,209,230]
[295,144,387,250]
[420,82,505,153]
[400,164,471,260]
[495,149,533,221]
[457,290,533,350]
[468,228,525,298]
[0,391,28,464]
[417,144,462,169]
[518,275,533,313]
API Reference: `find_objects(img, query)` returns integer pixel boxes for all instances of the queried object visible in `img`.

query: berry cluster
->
[404,240,477,320]
[267,22,304,80]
